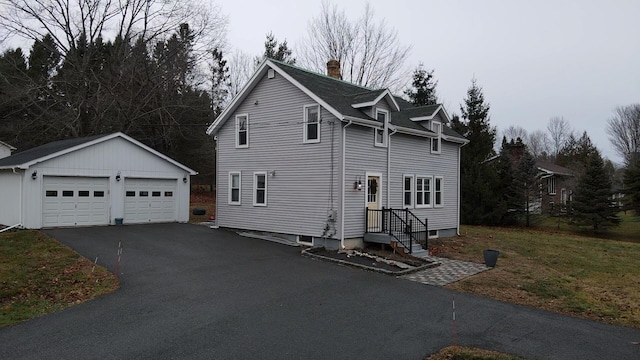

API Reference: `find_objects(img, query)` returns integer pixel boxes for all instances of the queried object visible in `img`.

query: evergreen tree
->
[210,48,230,116]
[453,78,498,224]
[515,145,539,226]
[623,154,640,214]
[404,64,438,106]
[572,151,620,231]
[259,32,295,64]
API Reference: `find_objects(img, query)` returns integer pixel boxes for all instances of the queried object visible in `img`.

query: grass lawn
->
[430,216,640,329]
[0,230,119,327]
[189,191,216,223]
[426,346,524,360]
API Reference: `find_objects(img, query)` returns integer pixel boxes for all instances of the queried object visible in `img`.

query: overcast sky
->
[219,0,639,164]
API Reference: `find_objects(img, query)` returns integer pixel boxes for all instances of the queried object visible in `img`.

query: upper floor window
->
[236,114,249,148]
[374,109,389,147]
[416,176,432,208]
[431,121,441,154]
[303,104,320,143]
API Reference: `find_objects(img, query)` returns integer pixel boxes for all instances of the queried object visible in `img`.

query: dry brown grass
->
[431,225,640,328]
[426,346,524,360]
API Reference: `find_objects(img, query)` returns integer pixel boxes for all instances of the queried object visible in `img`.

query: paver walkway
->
[401,254,489,286]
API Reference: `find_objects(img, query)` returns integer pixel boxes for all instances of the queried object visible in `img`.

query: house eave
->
[351,89,400,112]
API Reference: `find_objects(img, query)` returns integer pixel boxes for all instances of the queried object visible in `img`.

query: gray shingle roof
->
[0,134,106,168]
[270,59,466,141]
[536,160,574,176]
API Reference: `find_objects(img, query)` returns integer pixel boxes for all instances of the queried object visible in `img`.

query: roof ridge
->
[267,58,378,92]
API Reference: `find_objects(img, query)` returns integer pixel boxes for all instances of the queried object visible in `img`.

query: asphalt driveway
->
[1,224,639,359]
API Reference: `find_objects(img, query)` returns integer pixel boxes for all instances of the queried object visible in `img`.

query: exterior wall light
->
[31,170,37,180]
[183,175,188,183]
[353,177,362,191]
[115,171,121,182]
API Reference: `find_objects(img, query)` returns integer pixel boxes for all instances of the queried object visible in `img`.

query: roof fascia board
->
[351,90,400,111]
[18,132,197,174]
[206,61,270,135]
[344,116,381,128]
[393,126,435,138]
[0,141,16,150]
[442,134,470,144]
[207,60,346,135]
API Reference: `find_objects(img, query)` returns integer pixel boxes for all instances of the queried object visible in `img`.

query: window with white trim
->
[547,177,556,195]
[374,109,389,147]
[431,121,441,154]
[229,172,241,205]
[416,176,432,208]
[303,104,320,143]
[434,176,443,207]
[253,172,267,206]
[236,114,249,148]
[403,175,414,207]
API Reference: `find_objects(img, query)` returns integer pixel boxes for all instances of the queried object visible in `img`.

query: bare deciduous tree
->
[547,116,572,159]
[606,104,640,165]
[502,125,528,142]
[0,0,226,54]
[226,49,255,97]
[298,0,411,90]
[526,130,550,158]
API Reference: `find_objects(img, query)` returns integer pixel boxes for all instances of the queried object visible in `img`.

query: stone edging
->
[301,248,440,276]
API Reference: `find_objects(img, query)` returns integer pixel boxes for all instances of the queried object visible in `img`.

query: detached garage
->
[0,132,196,229]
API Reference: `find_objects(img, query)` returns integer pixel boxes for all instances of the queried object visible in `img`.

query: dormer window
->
[374,109,389,147]
[431,121,441,154]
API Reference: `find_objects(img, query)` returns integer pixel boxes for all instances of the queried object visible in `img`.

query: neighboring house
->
[206,59,468,250]
[537,161,574,214]
[0,140,16,159]
[0,132,195,229]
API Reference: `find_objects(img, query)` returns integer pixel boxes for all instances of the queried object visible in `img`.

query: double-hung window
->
[431,121,441,154]
[236,114,249,148]
[403,175,414,208]
[229,172,241,205]
[253,172,267,206]
[416,176,432,208]
[434,176,443,207]
[303,104,320,143]
[547,177,556,195]
[374,109,389,147]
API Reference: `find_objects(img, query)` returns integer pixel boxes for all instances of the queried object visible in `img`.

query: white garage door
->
[124,178,176,224]
[43,176,109,227]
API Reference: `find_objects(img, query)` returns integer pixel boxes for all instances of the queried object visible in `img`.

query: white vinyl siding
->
[403,174,414,208]
[434,176,443,207]
[431,121,441,154]
[416,176,432,208]
[253,172,267,206]
[229,172,241,205]
[303,104,320,143]
[215,71,342,238]
[374,108,389,147]
[236,114,249,148]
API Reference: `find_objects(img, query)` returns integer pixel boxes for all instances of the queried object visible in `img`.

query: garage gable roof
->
[0,132,196,174]
[0,140,16,151]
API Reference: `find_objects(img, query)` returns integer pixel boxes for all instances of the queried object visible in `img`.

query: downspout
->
[211,136,219,229]
[340,119,353,249]
[387,128,398,208]
[457,146,461,235]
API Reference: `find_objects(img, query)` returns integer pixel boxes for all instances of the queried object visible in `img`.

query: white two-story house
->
[206,59,467,251]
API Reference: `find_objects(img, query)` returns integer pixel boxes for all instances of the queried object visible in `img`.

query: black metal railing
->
[365,207,428,254]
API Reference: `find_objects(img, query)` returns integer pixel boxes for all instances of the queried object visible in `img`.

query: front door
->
[366,175,381,231]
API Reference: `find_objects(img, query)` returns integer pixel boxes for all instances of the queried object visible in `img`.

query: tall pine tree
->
[572,151,620,231]
[404,64,438,106]
[453,78,498,224]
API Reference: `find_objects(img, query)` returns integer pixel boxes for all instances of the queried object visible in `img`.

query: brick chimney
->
[327,59,341,79]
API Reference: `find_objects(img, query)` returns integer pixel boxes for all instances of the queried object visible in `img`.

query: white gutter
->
[343,116,381,128]
[340,119,353,249]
